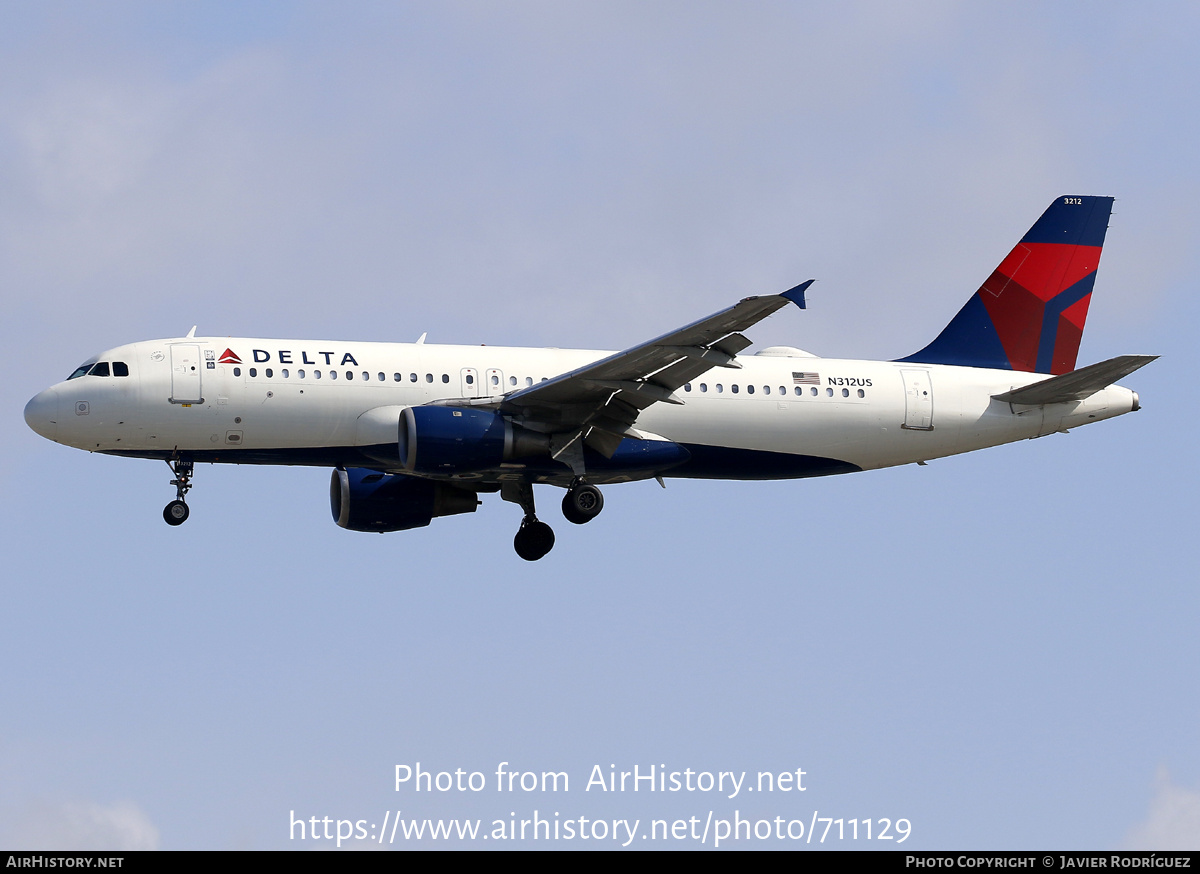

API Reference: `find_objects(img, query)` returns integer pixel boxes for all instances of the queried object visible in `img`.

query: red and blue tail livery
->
[901,195,1114,374]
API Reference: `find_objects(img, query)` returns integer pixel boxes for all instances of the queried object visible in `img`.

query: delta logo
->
[218,349,242,365]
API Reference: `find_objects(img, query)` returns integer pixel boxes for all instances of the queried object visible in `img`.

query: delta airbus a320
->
[24,196,1154,560]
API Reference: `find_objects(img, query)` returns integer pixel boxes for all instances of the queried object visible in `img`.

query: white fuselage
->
[25,335,1139,483]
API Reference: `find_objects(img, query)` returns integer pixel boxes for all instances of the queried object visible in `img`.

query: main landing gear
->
[163,458,194,526]
[562,480,604,525]
[503,480,606,560]
[514,516,555,562]
[503,481,555,561]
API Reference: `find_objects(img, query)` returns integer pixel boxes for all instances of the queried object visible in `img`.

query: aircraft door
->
[169,344,204,404]
[486,368,504,396]
[901,369,933,430]
[461,367,482,398]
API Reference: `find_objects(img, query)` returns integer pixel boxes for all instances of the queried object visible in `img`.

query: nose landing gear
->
[163,500,189,525]
[163,458,194,526]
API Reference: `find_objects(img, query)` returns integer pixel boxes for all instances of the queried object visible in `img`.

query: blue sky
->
[2,1,1197,850]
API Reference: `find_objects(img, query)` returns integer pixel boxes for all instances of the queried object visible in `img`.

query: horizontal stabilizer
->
[992,354,1157,406]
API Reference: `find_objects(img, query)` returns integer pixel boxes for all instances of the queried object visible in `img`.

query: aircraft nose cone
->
[24,387,59,441]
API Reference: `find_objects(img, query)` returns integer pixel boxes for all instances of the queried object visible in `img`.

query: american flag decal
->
[792,371,820,385]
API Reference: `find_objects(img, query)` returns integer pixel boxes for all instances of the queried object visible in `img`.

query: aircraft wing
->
[445,281,811,458]
[992,354,1158,406]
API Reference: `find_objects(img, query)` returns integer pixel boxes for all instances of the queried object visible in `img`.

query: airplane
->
[24,195,1155,560]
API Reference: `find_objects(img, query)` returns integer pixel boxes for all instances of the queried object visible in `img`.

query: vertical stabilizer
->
[900,195,1114,373]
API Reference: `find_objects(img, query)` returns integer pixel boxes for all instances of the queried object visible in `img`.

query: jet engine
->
[330,467,479,532]
[399,406,548,474]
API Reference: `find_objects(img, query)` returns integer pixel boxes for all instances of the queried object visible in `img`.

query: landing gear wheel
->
[514,517,555,561]
[562,483,604,525]
[163,457,195,525]
[163,500,190,526]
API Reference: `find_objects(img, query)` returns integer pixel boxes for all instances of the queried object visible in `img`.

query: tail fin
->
[900,195,1114,374]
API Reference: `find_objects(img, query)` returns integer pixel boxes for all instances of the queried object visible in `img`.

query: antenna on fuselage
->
[416,332,427,344]
[185,326,197,339]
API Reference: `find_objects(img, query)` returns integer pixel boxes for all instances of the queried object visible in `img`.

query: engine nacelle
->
[399,406,548,474]
[330,468,478,532]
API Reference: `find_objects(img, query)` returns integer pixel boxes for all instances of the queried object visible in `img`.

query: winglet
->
[781,280,814,310]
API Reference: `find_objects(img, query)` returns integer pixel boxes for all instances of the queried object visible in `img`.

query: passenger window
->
[234,367,242,377]
[794,386,802,396]
[113,362,129,377]
[716,384,723,393]
[700,383,708,393]
[89,362,110,377]
[810,387,818,396]
[314,370,321,379]
[281,369,289,378]
[265,368,273,378]
[426,374,433,383]
[393,373,401,382]
[526,377,533,386]
[298,369,305,379]
[346,371,353,380]
[826,387,833,396]
[731,384,739,394]
[509,376,517,386]
[249,368,257,378]
[466,374,474,385]
[779,386,785,395]
[746,385,754,394]
[443,374,450,383]
[684,383,692,392]
[841,388,849,397]
[410,373,418,382]
[857,389,865,398]
[330,371,337,380]
[490,374,498,386]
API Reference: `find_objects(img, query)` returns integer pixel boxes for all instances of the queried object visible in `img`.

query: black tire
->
[163,500,190,526]
[514,519,555,561]
[562,484,603,525]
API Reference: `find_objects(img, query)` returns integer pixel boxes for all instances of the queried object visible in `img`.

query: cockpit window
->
[67,363,95,380]
[88,362,111,377]
[113,361,129,377]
